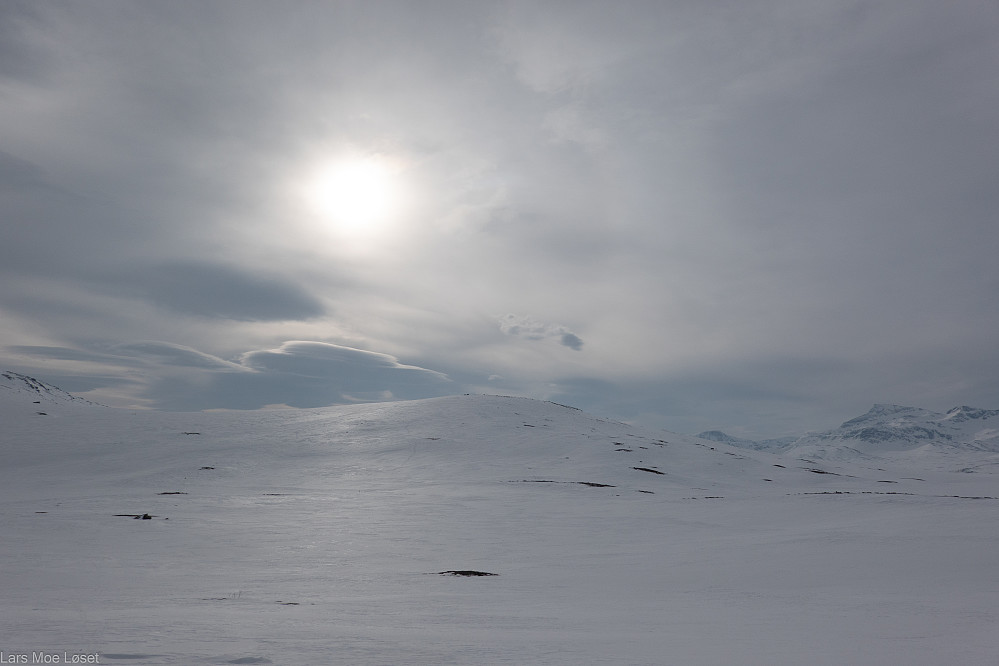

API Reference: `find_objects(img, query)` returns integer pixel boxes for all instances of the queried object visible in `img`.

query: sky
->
[1,0,997,438]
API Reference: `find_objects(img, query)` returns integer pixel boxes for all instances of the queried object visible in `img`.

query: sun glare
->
[304,155,405,237]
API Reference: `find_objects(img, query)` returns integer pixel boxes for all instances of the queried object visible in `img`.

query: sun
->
[302,154,408,238]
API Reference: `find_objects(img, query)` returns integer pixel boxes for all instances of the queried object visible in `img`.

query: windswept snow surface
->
[2,386,998,664]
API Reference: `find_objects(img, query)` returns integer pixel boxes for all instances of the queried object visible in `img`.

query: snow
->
[2,378,998,664]
[706,400,999,465]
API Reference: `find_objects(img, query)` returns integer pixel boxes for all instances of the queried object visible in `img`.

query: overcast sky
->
[2,1,997,437]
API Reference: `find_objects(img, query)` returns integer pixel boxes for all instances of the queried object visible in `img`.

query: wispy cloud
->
[498,314,584,351]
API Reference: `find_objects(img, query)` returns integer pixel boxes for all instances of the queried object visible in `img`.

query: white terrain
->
[2,371,998,665]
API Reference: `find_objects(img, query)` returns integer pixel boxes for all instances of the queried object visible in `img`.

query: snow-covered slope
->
[0,370,103,411]
[2,377,998,665]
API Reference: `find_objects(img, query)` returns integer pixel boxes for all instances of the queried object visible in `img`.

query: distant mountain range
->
[5,369,997,461]
[699,403,999,458]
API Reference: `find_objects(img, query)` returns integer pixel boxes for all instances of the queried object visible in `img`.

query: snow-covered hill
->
[0,370,103,410]
[2,375,999,664]
[700,402,999,463]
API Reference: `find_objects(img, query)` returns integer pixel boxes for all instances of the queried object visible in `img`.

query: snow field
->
[1,394,998,664]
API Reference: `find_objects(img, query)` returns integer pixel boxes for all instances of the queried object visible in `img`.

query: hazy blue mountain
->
[696,430,797,451]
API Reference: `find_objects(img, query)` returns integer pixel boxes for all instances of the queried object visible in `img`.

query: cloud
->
[498,314,583,351]
[145,340,453,408]
[7,344,136,366]
[192,341,451,410]
[2,2,998,438]
[112,262,327,322]
[0,149,47,192]
[6,338,452,411]
[242,340,448,384]
[0,3,51,83]
[559,332,584,352]
[112,341,248,371]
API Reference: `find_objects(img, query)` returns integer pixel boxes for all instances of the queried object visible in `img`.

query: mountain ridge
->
[7,369,998,461]
[700,402,999,458]
[0,370,105,408]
